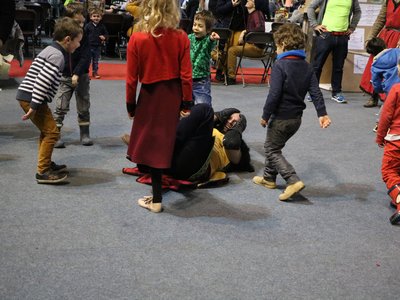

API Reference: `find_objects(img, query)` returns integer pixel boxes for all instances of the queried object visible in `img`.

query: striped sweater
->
[16,42,67,110]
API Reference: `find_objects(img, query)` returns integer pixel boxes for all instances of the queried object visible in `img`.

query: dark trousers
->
[169,104,215,180]
[90,46,101,73]
[312,33,349,95]
[263,118,302,184]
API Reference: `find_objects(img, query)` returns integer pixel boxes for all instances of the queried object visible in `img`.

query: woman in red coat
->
[126,0,193,213]
[360,0,400,107]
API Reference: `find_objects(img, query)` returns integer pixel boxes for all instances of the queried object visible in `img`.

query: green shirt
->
[322,0,352,32]
[188,33,216,79]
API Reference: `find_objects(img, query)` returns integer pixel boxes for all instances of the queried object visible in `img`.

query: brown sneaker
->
[363,97,378,108]
[252,176,277,189]
[279,181,305,201]
[36,170,67,184]
[121,133,130,145]
[138,196,162,213]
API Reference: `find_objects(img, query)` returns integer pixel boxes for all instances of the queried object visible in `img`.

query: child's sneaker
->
[36,170,68,184]
[92,72,101,79]
[279,181,305,201]
[252,176,277,189]
[138,196,163,213]
[50,161,67,173]
[373,123,378,133]
[331,93,347,104]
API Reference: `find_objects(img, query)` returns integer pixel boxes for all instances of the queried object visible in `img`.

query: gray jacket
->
[307,0,362,33]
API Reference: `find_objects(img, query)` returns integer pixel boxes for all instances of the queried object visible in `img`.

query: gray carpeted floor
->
[1,73,399,299]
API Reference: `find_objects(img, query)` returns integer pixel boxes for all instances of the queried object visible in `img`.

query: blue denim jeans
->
[192,77,212,106]
[312,33,349,95]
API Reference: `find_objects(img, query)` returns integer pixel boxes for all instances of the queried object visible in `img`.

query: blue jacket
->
[371,48,400,95]
[262,50,327,121]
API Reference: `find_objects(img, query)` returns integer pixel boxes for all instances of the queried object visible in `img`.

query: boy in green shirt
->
[188,10,219,106]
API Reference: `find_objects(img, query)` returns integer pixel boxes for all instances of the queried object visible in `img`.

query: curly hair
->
[273,23,306,51]
[136,0,180,37]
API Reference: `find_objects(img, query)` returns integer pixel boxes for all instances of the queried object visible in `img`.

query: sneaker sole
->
[331,97,347,104]
[36,173,68,184]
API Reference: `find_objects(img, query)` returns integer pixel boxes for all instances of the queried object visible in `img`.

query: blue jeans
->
[192,77,212,106]
[312,33,349,95]
[90,46,101,73]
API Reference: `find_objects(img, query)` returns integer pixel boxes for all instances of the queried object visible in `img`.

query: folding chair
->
[15,9,39,58]
[211,28,232,85]
[235,32,276,87]
[102,13,124,60]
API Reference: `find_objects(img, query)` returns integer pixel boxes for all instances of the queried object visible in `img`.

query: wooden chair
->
[211,28,233,85]
[235,32,277,87]
[15,9,39,58]
[102,13,125,60]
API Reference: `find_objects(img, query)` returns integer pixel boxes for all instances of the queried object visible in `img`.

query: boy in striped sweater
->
[16,17,83,184]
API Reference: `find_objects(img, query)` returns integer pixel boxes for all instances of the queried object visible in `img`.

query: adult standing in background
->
[359,0,400,108]
[307,0,361,104]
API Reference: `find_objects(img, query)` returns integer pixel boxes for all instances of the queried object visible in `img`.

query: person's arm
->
[348,0,361,33]
[126,36,139,117]
[376,86,399,145]
[367,3,386,41]
[307,0,324,29]
[180,35,193,110]
[261,63,284,123]
[72,31,91,77]
[371,64,384,94]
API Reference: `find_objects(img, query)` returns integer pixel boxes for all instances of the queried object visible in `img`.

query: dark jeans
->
[90,46,101,73]
[312,33,349,95]
[263,118,302,184]
[169,104,215,180]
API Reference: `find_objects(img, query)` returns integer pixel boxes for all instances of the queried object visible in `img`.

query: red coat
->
[376,84,400,145]
[126,28,192,107]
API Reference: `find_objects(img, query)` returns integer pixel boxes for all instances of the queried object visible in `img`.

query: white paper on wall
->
[349,28,365,50]
[358,4,382,26]
[354,54,370,74]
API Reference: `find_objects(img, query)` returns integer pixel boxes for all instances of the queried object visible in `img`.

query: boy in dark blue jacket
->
[253,23,331,200]
[85,8,108,79]
[53,2,93,148]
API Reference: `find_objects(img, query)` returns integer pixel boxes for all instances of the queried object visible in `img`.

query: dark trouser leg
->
[312,34,333,82]
[170,104,214,179]
[150,167,162,203]
[264,119,302,184]
[331,35,348,95]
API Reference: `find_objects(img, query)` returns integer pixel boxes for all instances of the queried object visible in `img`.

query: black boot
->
[79,125,93,146]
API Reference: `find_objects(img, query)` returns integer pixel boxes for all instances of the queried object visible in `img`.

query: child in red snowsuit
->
[376,58,400,225]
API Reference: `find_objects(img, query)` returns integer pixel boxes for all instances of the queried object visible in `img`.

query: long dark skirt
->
[127,79,182,169]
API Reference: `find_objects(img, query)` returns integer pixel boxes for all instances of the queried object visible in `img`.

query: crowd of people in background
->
[1,0,400,224]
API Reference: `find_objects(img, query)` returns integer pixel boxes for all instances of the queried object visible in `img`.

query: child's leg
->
[382,141,400,205]
[192,77,212,106]
[19,101,59,174]
[75,74,92,145]
[138,166,163,213]
[92,46,101,74]
[53,77,74,127]
[264,118,302,184]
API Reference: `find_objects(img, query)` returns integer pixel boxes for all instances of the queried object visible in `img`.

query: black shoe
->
[50,161,67,173]
[54,139,65,148]
[215,70,224,82]
[226,77,236,85]
[389,211,400,225]
[36,170,67,184]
